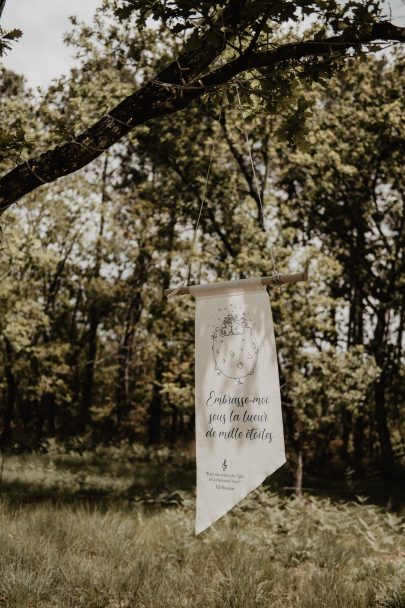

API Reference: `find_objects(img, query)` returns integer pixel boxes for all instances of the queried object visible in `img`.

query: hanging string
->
[24,159,50,185]
[105,112,133,128]
[234,85,281,287]
[168,89,227,298]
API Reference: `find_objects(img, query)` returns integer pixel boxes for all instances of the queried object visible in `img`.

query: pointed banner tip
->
[195,456,287,535]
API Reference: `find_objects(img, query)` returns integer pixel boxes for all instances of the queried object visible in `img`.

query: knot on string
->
[167,284,184,299]
[25,160,49,185]
[271,269,283,293]
[270,247,282,293]
[105,112,133,129]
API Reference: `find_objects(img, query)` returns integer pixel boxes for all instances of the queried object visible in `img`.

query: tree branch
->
[0,0,7,20]
[0,19,404,214]
[220,110,265,229]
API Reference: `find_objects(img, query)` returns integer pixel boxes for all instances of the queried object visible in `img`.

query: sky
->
[1,0,404,89]
[1,0,102,88]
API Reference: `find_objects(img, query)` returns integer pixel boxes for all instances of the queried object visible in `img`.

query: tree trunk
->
[79,157,109,432]
[79,312,99,432]
[0,0,7,19]
[115,245,152,426]
[148,358,164,444]
[294,450,303,497]
[374,370,394,475]
[147,204,177,443]
[1,338,16,448]
[373,310,394,475]
[170,405,179,443]
[115,292,143,425]
[353,414,365,474]
[341,410,352,466]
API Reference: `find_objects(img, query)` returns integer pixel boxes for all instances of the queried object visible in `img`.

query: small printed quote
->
[205,470,245,491]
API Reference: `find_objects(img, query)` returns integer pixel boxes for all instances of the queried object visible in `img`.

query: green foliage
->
[0,27,22,57]
[0,7,403,604]
[0,67,34,165]
[288,346,379,442]
[112,0,386,34]
[0,7,403,480]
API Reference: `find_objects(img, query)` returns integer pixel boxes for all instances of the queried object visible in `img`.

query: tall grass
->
[0,445,195,504]
[0,488,404,608]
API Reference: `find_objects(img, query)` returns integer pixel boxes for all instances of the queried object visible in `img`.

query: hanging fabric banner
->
[189,278,286,535]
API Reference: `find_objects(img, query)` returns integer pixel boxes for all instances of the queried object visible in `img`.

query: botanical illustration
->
[211,308,259,384]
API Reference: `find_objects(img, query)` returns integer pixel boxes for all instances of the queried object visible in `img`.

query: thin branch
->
[246,8,271,53]
[0,0,7,20]
[220,109,264,227]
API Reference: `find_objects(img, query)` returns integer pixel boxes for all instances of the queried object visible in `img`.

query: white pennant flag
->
[189,278,286,534]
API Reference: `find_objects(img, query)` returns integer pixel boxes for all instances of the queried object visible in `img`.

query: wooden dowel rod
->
[164,271,308,298]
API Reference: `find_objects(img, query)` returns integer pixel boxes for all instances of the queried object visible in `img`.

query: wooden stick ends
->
[164,271,308,298]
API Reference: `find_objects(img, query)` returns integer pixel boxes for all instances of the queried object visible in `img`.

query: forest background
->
[0,2,404,606]
[1,0,404,483]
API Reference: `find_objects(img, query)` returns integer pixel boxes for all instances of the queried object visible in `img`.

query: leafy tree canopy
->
[0,0,404,214]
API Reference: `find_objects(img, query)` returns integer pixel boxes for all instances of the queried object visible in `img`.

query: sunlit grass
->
[0,485,404,608]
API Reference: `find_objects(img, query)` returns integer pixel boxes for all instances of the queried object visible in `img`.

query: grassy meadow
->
[0,446,404,608]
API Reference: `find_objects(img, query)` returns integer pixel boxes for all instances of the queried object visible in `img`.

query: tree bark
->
[0,21,403,214]
[79,157,109,432]
[147,205,177,443]
[373,310,394,475]
[80,312,99,432]
[353,414,365,474]
[148,359,164,444]
[374,369,394,475]
[115,290,143,424]
[294,450,303,498]
[0,0,7,20]
[1,337,16,448]
[115,244,152,425]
